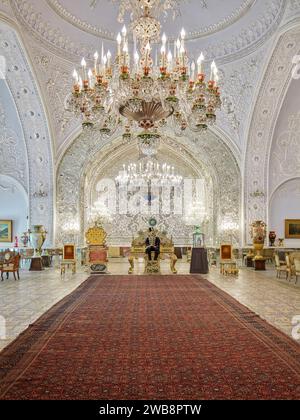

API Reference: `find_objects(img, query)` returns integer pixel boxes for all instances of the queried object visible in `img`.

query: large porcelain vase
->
[30,225,47,257]
[250,221,267,260]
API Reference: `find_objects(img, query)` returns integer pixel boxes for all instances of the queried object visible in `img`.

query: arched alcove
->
[83,140,215,247]
[244,23,300,244]
[0,175,29,247]
[269,178,300,247]
[56,129,241,247]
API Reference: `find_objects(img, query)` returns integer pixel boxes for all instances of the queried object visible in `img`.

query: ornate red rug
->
[0,275,299,400]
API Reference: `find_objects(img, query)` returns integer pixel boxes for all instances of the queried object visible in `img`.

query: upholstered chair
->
[274,254,288,279]
[1,255,21,281]
[294,259,300,285]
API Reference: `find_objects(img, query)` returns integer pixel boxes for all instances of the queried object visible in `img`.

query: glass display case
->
[193,226,205,248]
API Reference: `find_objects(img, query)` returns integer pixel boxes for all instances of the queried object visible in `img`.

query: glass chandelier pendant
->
[68,1,222,136]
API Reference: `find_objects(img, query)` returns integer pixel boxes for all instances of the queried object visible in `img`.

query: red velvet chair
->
[1,255,21,281]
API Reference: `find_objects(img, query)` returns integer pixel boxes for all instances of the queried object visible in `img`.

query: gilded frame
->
[285,219,300,239]
[0,220,13,243]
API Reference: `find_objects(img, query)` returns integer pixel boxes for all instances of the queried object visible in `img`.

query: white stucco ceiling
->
[51,0,256,40]
[12,0,286,62]
[3,0,299,160]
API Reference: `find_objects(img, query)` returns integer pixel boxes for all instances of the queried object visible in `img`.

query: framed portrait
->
[285,219,300,239]
[220,244,233,260]
[63,244,76,261]
[0,220,13,243]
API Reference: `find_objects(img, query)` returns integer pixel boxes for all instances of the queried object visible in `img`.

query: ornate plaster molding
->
[269,110,300,197]
[0,98,28,190]
[10,0,286,63]
[46,0,256,41]
[244,24,300,243]
[28,41,79,150]
[0,20,54,244]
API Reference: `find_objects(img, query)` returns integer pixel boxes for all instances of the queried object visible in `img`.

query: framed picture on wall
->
[285,219,300,239]
[63,244,76,261]
[0,220,13,242]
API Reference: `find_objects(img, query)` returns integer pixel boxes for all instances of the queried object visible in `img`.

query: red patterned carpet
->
[0,275,299,400]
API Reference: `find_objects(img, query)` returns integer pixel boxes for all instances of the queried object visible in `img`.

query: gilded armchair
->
[128,229,177,275]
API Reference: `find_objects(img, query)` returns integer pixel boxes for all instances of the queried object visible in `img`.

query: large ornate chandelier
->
[116,125,182,187]
[70,0,221,138]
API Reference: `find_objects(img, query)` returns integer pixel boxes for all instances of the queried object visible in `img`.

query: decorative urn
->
[269,231,276,247]
[29,225,47,257]
[250,221,267,260]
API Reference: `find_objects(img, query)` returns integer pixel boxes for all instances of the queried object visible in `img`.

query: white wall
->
[269,178,300,247]
[0,175,29,248]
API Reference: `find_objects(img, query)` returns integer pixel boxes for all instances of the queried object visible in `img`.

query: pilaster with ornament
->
[0,101,28,190]
[29,43,80,148]
[244,25,300,244]
[0,22,54,244]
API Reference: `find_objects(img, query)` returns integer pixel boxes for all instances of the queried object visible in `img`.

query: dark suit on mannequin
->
[145,228,161,261]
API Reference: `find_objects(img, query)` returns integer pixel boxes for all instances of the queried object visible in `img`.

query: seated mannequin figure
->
[145,228,161,261]
[128,228,177,274]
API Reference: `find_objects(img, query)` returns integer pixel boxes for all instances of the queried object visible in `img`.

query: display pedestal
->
[190,248,209,274]
[254,258,266,271]
[30,257,44,271]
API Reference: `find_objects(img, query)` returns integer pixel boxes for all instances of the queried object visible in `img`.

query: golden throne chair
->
[128,229,177,275]
[85,223,108,274]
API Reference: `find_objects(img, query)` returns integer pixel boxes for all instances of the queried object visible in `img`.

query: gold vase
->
[250,221,266,260]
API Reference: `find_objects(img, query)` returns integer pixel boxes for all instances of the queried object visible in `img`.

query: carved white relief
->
[270,111,300,195]
[283,0,300,22]
[271,178,300,201]
[0,100,28,189]
[0,22,54,244]
[31,45,79,145]
[244,26,300,243]
[10,0,285,63]
[217,46,270,145]
[46,0,256,41]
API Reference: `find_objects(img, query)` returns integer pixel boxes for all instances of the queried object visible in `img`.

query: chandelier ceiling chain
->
[69,0,221,139]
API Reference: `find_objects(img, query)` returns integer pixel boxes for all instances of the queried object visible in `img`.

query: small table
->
[254,258,266,271]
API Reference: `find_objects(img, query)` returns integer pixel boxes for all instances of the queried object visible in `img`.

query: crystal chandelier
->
[116,124,182,187]
[116,158,183,187]
[184,203,207,227]
[69,0,221,136]
[89,198,113,224]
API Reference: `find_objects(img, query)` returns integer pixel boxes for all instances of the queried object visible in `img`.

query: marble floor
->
[0,258,299,351]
